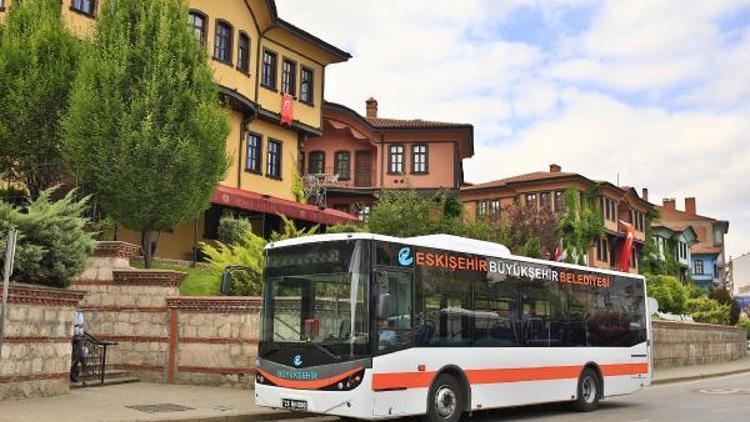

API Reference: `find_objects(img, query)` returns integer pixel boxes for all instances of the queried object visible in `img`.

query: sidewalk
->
[652,357,750,384]
[0,383,335,422]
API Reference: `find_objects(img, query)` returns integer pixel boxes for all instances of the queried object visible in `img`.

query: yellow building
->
[0,0,357,260]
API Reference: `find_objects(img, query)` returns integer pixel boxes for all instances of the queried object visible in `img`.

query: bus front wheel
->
[424,373,465,422]
[572,367,602,412]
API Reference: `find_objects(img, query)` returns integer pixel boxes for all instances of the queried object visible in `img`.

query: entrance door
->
[354,151,372,187]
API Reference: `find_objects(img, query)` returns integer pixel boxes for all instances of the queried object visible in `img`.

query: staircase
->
[71,368,140,389]
[70,331,140,389]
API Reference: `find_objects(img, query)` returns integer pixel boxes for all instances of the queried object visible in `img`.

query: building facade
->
[727,254,750,311]
[650,222,698,282]
[301,98,474,219]
[1,0,359,259]
[655,198,730,289]
[460,164,654,274]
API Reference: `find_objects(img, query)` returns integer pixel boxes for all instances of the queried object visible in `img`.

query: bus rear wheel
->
[424,373,465,422]
[572,367,601,412]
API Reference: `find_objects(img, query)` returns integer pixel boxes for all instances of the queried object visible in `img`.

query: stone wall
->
[652,320,748,369]
[166,297,261,388]
[71,242,185,383]
[0,284,85,400]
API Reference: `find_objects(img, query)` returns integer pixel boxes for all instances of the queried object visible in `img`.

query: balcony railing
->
[304,166,374,188]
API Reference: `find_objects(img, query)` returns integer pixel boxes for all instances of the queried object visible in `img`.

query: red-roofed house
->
[655,198,729,288]
[301,98,474,219]
[460,164,655,274]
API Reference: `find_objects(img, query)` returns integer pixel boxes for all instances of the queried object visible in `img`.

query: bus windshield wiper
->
[308,341,341,360]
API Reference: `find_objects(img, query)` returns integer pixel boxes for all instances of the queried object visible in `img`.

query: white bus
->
[254,233,651,421]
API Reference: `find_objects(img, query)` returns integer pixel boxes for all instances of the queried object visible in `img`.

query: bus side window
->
[375,271,413,351]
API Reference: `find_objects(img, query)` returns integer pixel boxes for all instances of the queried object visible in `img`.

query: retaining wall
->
[0,284,84,400]
[652,320,748,369]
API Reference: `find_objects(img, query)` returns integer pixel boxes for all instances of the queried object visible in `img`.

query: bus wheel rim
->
[435,385,457,418]
[582,376,596,403]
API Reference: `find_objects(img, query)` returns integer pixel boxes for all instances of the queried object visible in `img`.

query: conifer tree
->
[64,0,230,267]
[0,0,80,198]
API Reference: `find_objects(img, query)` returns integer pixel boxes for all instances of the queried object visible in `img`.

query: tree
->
[0,187,95,288]
[0,0,80,199]
[368,189,452,238]
[708,286,741,325]
[493,204,559,258]
[686,296,731,325]
[64,0,230,268]
[646,274,688,314]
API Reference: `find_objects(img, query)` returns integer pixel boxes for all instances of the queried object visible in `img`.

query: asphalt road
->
[388,372,750,422]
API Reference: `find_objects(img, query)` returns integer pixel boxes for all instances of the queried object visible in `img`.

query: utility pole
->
[0,229,18,360]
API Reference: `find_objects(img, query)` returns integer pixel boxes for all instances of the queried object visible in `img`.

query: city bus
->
[254,233,651,421]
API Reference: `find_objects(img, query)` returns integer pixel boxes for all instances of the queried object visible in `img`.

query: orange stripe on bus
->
[256,366,363,390]
[372,362,648,391]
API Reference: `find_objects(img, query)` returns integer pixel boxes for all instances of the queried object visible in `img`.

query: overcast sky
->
[277,0,750,259]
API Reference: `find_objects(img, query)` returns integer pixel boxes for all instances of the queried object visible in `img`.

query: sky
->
[277,0,750,260]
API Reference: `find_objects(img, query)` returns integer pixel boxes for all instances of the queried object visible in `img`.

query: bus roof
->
[266,232,644,280]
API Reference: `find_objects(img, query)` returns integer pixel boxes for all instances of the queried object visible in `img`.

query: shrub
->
[200,231,266,296]
[646,275,688,314]
[270,214,318,242]
[326,223,365,234]
[686,296,731,325]
[0,187,95,288]
[217,217,255,245]
[708,286,741,325]
[737,317,750,340]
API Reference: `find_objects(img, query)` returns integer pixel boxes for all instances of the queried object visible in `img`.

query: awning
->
[211,185,360,226]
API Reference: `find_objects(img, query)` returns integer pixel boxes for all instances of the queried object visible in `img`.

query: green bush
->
[737,317,750,339]
[0,187,95,288]
[646,275,688,314]
[708,287,741,325]
[326,223,365,234]
[217,217,255,245]
[200,231,266,296]
[686,296,731,325]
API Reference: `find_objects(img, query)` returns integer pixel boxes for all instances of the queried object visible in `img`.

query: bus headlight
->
[323,369,364,391]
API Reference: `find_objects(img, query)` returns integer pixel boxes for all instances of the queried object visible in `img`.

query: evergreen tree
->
[64,0,230,267]
[0,0,80,198]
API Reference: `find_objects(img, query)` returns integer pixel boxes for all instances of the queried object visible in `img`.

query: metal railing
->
[76,331,117,385]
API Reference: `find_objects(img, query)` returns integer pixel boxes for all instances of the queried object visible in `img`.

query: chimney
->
[685,197,696,215]
[662,198,676,210]
[365,97,378,119]
[549,164,561,173]
[641,188,649,202]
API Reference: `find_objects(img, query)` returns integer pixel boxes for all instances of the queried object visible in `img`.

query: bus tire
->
[423,373,465,422]
[572,367,601,412]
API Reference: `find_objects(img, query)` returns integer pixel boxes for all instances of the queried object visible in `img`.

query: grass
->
[130,260,219,296]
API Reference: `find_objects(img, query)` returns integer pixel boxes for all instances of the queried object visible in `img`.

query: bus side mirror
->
[220,270,232,295]
[377,293,392,320]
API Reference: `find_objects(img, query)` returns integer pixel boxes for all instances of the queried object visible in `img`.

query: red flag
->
[618,221,636,272]
[553,238,564,262]
[280,93,294,125]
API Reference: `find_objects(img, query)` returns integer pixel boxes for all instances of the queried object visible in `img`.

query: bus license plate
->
[282,398,308,412]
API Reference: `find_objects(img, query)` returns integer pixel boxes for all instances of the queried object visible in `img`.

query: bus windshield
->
[260,240,369,363]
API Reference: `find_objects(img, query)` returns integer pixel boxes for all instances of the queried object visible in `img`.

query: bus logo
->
[293,355,303,367]
[398,247,414,266]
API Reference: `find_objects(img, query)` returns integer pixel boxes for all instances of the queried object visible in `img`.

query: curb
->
[154,413,339,422]
[652,366,750,385]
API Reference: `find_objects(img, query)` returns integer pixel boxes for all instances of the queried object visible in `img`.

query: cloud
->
[276,0,750,257]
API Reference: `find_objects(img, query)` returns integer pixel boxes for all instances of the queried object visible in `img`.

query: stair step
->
[80,369,130,379]
[71,375,140,389]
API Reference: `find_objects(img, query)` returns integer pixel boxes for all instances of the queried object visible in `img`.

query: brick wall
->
[166,297,261,388]
[71,242,184,382]
[0,284,85,400]
[652,320,748,369]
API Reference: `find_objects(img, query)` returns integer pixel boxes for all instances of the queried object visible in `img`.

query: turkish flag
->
[618,221,636,272]
[280,93,294,125]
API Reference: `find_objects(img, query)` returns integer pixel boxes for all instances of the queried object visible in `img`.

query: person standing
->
[70,311,86,383]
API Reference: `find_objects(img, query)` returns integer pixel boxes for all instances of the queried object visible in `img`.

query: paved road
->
[386,372,750,422]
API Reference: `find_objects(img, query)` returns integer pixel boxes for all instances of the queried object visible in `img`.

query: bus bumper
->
[254,381,376,420]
